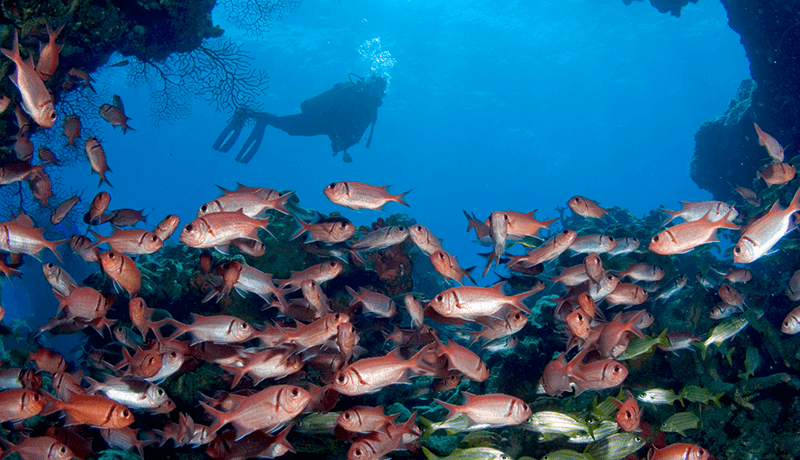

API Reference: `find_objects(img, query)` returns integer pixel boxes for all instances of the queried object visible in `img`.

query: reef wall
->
[626,0,800,202]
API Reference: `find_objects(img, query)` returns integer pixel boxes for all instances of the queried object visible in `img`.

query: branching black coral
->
[217,0,302,38]
[127,38,268,125]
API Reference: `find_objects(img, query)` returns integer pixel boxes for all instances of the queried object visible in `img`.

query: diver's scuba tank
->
[300,74,364,114]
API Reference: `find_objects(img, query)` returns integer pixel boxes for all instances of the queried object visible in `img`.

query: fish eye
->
[561,230,570,235]
[158,389,164,396]
[398,226,405,231]
[201,205,208,211]
[608,236,615,242]
[329,261,337,267]
[50,112,56,120]
[337,374,346,383]
[148,357,155,364]
[291,387,300,396]
[652,235,660,241]
[733,246,741,254]
[185,224,193,232]
[328,183,336,188]
[436,295,443,302]
[59,446,67,454]
[437,253,445,259]
[343,412,351,419]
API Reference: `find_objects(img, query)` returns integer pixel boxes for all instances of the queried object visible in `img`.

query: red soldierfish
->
[1,30,56,128]
[200,385,310,439]
[68,68,95,92]
[733,187,800,263]
[647,443,711,460]
[85,138,112,187]
[179,210,269,251]
[504,210,558,238]
[428,282,537,320]
[332,348,431,396]
[660,201,738,226]
[199,188,294,218]
[99,251,141,298]
[463,210,492,245]
[754,122,784,163]
[568,195,610,219]
[165,313,255,345]
[757,162,795,186]
[597,310,646,358]
[324,181,410,211]
[431,249,476,285]
[35,23,64,82]
[154,214,180,241]
[91,229,163,255]
[99,103,134,133]
[337,406,399,433]
[63,115,81,147]
[649,210,738,255]
[781,305,800,334]
[291,217,355,244]
[0,220,66,261]
[436,392,531,429]
[0,435,75,460]
[0,388,45,422]
[408,224,444,256]
[50,196,80,225]
[41,392,134,429]
[506,229,577,269]
[571,357,628,395]
[614,390,641,432]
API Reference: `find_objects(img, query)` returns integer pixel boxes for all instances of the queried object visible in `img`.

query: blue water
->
[4,1,748,323]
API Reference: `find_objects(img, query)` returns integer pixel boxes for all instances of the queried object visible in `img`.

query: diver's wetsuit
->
[269,80,382,155]
[214,76,386,163]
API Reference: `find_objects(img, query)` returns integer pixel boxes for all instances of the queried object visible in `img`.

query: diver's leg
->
[212,108,248,152]
[235,119,269,164]
[267,113,327,137]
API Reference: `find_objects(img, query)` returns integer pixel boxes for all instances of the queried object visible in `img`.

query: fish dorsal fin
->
[489,281,507,293]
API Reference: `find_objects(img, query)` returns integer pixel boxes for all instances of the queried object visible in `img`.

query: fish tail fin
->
[418,417,436,440]
[510,289,538,316]
[39,390,64,416]
[290,218,309,241]
[464,266,477,285]
[659,209,680,227]
[99,174,112,188]
[219,363,247,389]
[84,375,102,394]
[1,29,20,64]
[713,393,723,408]
[47,239,67,263]
[463,210,476,232]
[273,425,295,453]
[394,189,413,208]
[271,191,294,215]
[788,185,800,214]
[434,398,460,421]
[199,400,230,434]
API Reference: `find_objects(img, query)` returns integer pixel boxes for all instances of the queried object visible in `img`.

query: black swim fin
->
[235,118,269,163]
[213,109,248,153]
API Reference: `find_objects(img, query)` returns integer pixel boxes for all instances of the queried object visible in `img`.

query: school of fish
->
[0,22,798,460]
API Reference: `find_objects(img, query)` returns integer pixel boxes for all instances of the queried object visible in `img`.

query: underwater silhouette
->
[213,74,387,163]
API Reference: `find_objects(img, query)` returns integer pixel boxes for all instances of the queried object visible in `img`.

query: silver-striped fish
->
[585,431,645,460]
[524,411,588,435]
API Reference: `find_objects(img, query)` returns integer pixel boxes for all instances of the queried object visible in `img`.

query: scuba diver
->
[213,74,388,163]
